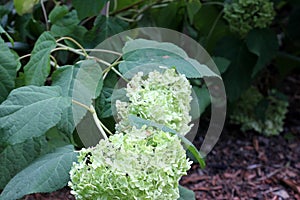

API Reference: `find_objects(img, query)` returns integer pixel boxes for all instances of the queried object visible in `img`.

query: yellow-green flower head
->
[223,0,275,36]
[116,68,193,135]
[69,126,192,200]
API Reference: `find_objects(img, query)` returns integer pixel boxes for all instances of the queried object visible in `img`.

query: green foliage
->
[120,39,219,79]
[223,0,275,37]
[0,145,77,200]
[178,185,195,200]
[13,0,39,15]
[0,37,19,103]
[23,32,56,86]
[72,0,108,20]
[230,87,289,136]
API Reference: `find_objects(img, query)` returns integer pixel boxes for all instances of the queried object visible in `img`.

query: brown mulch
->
[22,74,300,200]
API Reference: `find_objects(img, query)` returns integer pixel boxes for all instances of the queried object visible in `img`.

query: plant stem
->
[41,0,49,30]
[18,54,31,61]
[72,100,109,140]
[56,37,88,57]
[50,55,58,68]
[90,105,109,140]
[206,10,224,48]
[83,49,122,56]
[106,1,110,18]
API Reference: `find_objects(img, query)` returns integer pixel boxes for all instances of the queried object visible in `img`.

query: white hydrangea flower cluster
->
[230,87,289,136]
[69,126,192,200]
[69,68,194,200]
[116,68,193,135]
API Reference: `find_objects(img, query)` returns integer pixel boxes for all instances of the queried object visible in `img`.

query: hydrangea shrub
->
[230,87,289,136]
[223,0,275,36]
[69,68,194,199]
[69,127,191,200]
[116,69,193,135]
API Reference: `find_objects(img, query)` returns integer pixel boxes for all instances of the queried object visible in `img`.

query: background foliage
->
[0,0,299,199]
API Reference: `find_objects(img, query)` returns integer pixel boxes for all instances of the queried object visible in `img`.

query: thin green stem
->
[202,2,224,7]
[206,10,224,47]
[50,55,58,69]
[72,99,95,113]
[18,54,31,61]
[83,49,122,56]
[99,121,113,135]
[90,105,109,140]
[106,1,110,18]
[41,0,49,30]
[56,37,88,57]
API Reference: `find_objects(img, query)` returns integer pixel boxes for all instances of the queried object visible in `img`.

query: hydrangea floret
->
[223,0,275,36]
[230,87,289,136]
[69,126,192,200]
[116,68,193,135]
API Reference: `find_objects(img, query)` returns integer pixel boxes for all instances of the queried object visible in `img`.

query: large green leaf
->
[214,37,256,101]
[128,115,206,168]
[0,136,47,189]
[186,0,201,24]
[178,185,195,200]
[50,8,87,42]
[73,0,108,20]
[246,29,279,77]
[24,32,56,86]
[0,145,77,200]
[119,39,218,79]
[0,37,19,103]
[85,15,127,47]
[13,0,39,15]
[52,60,103,135]
[0,86,70,146]
[190,86,210,120]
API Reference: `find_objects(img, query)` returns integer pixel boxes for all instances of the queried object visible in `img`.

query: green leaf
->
[49,5,69,24]
[24,32,56,86]
[0,25,14,46]
[128,115,206,168]
[0,37,19,103]
[85,15,127,46]
[246,29,279,77]
[190,86,210,120]
[214,36,256,101]
[178,185,195,200]
[52,60,103,135]
[0,145,77,200]
[186,0,201,23]
[73,0,108,20]
[0,136,47,189]
[212,56,231,74]
[119,39,219,79]
[13,0,39,15]
[0,86,71,146]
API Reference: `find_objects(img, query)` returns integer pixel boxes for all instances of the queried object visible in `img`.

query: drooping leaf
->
[246,29,279,77]
[24,32,56,86]
[178,185,195,200]
[0,25,14,45]
[119,39,219,79]
[13,0,39,15]
[0,136,47,189]
[0,86,70,146]
[214,36,256,101]
[52,60,103,135]
[0,37,19,103]
[128,115,206,168]
[85,15,127,47]
[73,0,108,20]
[0,145,77,200]
[186,0,201,24]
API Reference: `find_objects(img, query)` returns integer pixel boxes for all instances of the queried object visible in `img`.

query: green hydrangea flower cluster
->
[69,127,191,200]
[116,69,193,135]
[69,68,193,199]
[230,87,289,136]
[223,0,275,36]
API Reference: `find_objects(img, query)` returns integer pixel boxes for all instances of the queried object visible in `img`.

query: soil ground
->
[23,75,300,200]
